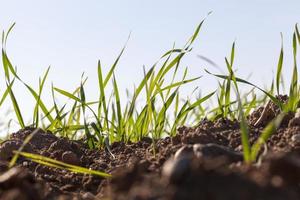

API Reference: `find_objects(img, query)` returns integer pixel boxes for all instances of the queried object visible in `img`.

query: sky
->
[0,0,299,133]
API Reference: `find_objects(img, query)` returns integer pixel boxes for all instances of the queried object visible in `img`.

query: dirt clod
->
[61,151,80,165]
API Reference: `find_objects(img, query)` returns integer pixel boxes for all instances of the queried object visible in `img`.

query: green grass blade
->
[155,90,177,137]
[2,50,19,81]
[14,151,111,178]
[244,94,256,116]
[185,91,215,113]
[2,50,11,80]
[112,74,123,139]
[4,23,16,47]
[79,82,95,148]
[170,101,189,135]
[190,20,204,44]
[0,82,11,107]
[185,14,209,47]
[127,66,154,120]
[238,99,251,163]
[286,32,299,112]
[296,24,300,45]
[103,35,130,87]
[250,113,285,161]
[276,33,284,95]
[97,60,109,129]
[230,42,235,67]
[156,76,201,95]
[170,91,215,135]
[205,69,282,109]
[6,80,25,128]
[54,87,81,102]
[24,84,54,124]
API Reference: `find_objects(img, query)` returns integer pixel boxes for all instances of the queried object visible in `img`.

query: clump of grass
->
[1,18,214,148]
[206,24,300,163]
[1,20,300,165]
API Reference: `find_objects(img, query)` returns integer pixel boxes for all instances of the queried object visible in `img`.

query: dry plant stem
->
[254,101,273,127]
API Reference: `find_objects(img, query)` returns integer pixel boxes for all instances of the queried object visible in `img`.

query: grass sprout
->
[0,21,299,166]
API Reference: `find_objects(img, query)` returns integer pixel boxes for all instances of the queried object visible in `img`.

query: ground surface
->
[1,98,300,199]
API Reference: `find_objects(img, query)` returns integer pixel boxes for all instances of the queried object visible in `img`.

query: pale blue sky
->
[0,0,299,130]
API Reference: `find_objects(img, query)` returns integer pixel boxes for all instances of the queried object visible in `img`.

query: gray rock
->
[162,156,192,184]
[291,134,300,144]
[61,151,80,165]
[193,143,243,162]
[82,192,96,200]
[289,117,300,127]
[174,145,193,160]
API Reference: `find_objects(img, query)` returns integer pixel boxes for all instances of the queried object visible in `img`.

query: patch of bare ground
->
[1,98,300,199]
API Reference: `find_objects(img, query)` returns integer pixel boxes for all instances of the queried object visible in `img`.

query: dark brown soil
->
[1,97,300,199]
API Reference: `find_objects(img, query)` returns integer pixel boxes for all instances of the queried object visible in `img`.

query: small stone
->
[0,167,20,183]
[288,117,300,127]
[60,184,76,192]
[291,134,300,144]
[34,165,52,177]
[171,134,181,145]
[193,143,243,162]
[162,156,192,184]
[82,192,96,200]
[271,175,283,187]
[138,159,151,171]
[0,161,8,172]
[193,143,204,158]
[295,108,300,118]
[268,152,300,185]
[235,145,243,152]
[62,151,79,165]
[254,100,274,127]
[174,145,193,160]
[141,137,152,144]
[22,161,29,167]
[0,140,33,161]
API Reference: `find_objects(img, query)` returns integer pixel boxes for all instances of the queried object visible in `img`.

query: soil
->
[1,96,300,199]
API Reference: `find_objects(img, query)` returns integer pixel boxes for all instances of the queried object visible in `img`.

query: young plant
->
[209,41,288,163]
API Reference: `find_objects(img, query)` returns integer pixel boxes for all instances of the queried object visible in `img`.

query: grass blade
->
[276,33,284,95]
[205,69,282,109]
[54,87,81,102]
[6,80,25,128]
[250,113,285,161]
[14,151,111,178]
